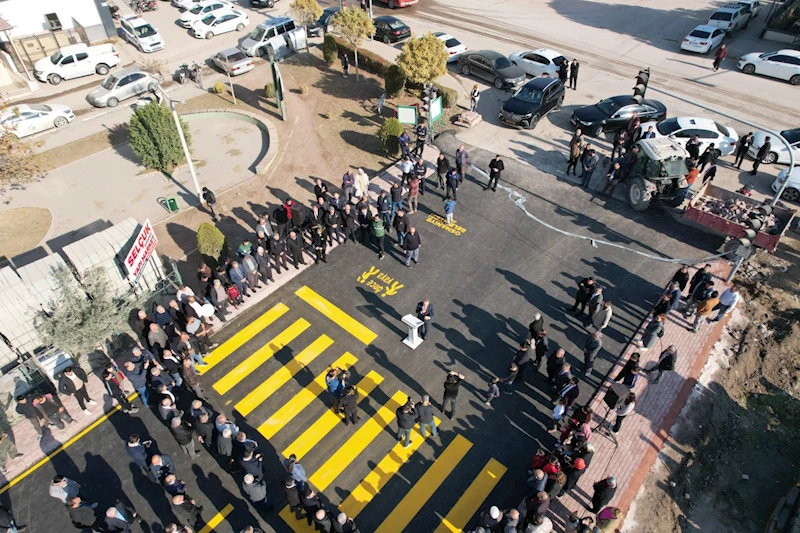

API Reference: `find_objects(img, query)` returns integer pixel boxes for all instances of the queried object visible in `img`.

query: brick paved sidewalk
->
[543,260,732,530]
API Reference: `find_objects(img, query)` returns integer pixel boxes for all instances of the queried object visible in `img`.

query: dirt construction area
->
[626,236,800,532]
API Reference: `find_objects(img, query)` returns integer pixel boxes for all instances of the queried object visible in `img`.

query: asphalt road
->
[1,132,720,532]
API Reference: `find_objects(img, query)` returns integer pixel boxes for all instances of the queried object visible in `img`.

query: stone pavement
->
[548,260,732,530]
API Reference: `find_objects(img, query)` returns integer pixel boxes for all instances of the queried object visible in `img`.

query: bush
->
[212,82,225,95]
[379,117,404,155]
[384,64,406,98]
[299,84,309,94]
[129,102,191,172]
[265,82,276,98]
[323,34,338,66]
[330,36,391,76]
[433,83,458,109]
[197,223,225,261]
[323,111,332,119]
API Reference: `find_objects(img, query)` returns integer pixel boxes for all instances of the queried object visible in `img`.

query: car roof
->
[121,15,153,27]
[715,4,746,12]
[530,48,564,59]
[521,77,560,90]
[689,24,719,32]
[434,32,454,40]
[673,116,718,130]
[219,47,243,56]
[471,50,504,60]
[255,16,292,28]
[113,66,146,76]
[775,49,800,57]
[194,0,228,6]
[375,15,402,23]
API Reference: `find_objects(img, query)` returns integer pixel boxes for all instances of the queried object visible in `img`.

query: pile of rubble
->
[694,196,780,234]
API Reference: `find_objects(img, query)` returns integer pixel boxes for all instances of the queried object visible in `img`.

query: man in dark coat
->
[125,434,152,475]
[487,155,504,191]
[103,364,137,414]
[572,277,595,315]
[15,395,43,440]
[169,417,200,460]
[340,386,360,426]
[436,153,449,189]
[442,371,464,419]
[341,204,358,244]
[194,411,215,451]
[512,342,532,382]
[314,509,333,533]
[172,494,203,528]
[149,454,176,483]
[590,476,618,512]
[286,230,307,269]
[104,501,140,533]
[546,349,566,383]
[68,496,99,531]
[734,132,753,168]
[58,366,95,414]
[558,458,587,496]
[533,330,549,369]
[751,136,771,175]
[282,478,303,520]
[644,345,677,383]
[269,234,289,273]
[583,331,603,374]
[239,451,264,481]
[415,299,435,340]
[300,488,322,526]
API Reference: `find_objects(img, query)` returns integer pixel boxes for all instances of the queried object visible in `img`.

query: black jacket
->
[489,158,504,177]
[393,214,409,233]
[286,235,304,258]
[58,367,89,396]
[396,408,417,429]
[341,393,358,414]
[69,502,98,528]
[658,350,676,371]
[377,195,390,214]
[403,232,421,251]
[390,186,403,203]
[576,278,594,301]
[756,141,771,160]
[105,501,137,533]
[269,238,286,258]
[324,211,340,229]
[282,483,301,508]
[415,402,435,424]
[437,156,450,173]
[169,421,195,446]
[342,210,358,230]
[592,480,617,507]
[443,376,462,399]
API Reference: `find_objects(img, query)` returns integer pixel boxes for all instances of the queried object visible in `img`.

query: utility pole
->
[157,86,201,200]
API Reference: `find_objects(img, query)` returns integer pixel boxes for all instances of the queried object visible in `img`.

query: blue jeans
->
[189,352,206,368]
[504,381,514,394]
[419,420,437,438]
[581,168,595,188]
[391,201,403,219]
[136,386,150,407]
[397,427,412,446]
[381,211,391,227]
[172,372,183,388]
[396,231,406,246]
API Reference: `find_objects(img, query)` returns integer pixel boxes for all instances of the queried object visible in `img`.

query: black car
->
[457,50,526,90]
[500,78,565,130]
[571,95,667,136]
[373,16,410,44]
[307,7,340,37]
[250,0,279,7]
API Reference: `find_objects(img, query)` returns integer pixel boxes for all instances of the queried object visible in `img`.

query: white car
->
[681,25,725,54]
[509,48,567,78]
[640,117,738,156]
[211,48,254,76]
[119,15,164,53]
[191,9,249,39]
[772,169,799,202]
[749,128,800,165]
[432,32,466,63]
[178,0,231,28]
[0,104,74,138]
[172,0,203,11]
[738,50,800,85]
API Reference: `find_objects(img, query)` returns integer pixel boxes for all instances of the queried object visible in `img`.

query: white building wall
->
[0,0,103,39]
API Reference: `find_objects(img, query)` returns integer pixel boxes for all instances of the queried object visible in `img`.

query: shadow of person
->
[192,466,259,531]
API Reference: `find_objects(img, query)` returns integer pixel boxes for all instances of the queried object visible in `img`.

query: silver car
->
[86,66,162,108]
[211,48,254,76]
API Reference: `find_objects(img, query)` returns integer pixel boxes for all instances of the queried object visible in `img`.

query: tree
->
[129,101,192,172]
[0,105,46,197]
[330,7,374,80]
[396,32,448,86]
[290,0,323,52]
[322,34,338,66]
[384,64,406,98]
[35,267,144,361]
[379,117,404,155]
[197,222,226,263]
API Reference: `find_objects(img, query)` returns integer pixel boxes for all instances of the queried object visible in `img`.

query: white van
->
[34,43,120,85]
[239,17,306,58]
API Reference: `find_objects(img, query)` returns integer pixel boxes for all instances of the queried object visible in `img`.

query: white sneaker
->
[87,400,97,405]
[83,409,91,415]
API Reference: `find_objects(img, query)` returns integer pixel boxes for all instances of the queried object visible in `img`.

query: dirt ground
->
[626,235,800,532]
[0,207,52,259]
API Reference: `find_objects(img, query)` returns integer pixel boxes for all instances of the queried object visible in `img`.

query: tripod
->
[592,405,619,447]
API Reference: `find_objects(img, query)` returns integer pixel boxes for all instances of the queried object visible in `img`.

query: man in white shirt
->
[711,285,741,322]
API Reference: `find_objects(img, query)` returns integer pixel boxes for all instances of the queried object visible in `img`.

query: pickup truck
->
[34,43,121,85]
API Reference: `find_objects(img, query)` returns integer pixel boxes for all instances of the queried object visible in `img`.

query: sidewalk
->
[550,260,732,529]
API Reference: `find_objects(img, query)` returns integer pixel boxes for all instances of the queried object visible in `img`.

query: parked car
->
[240,17,298,57]
[178,0,231,28]
[749,128,800,165]
[680,25,725,54]
[736,0,761,17]
[34,43,120,85]
[172,0,202,11]
[499,78,565,130]
[86,66,162,108]
[191,9,249,39]
[250,0,278,7]
[457,50,526,90]
[772,169,799,202]
[737,49,800,85]
[433,32,466,63]
[639,117,738,156]
[119,15,164,53]
[307,7,339,37]
[0,104,74,138]
[706,3,751,34]
[211,48,254,76]
[373,16,410,44]
[571,95,667,136]
[373,0,418,7]
[509,48,566,78]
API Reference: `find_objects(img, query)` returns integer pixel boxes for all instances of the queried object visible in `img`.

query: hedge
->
[384,64,406,98]
[329,36,391,77]
[323,34,338,66]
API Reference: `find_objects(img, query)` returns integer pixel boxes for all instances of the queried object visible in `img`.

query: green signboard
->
[397,105,418,126]
[430,95,443,122]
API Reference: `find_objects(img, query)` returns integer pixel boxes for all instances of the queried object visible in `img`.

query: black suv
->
[500,78,565,129]
[308,7,340,37]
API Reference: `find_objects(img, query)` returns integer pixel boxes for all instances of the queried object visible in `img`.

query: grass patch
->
[0,207,52,258]
[40,124,129,171]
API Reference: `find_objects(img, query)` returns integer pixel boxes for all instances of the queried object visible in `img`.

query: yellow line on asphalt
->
[434,458,507,533]
[199,302,289,375]
[309,391,407,492]
[257,353,358,440]
[235,335,334,416]
[198,503,234,533]
[374,435,473,533]
[213,318,310,395]
[339,417,442,519]
[295,286,377,345]
[278,504,316,533]
[282,370,384,460]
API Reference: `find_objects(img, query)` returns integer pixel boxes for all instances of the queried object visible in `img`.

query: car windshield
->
[636,154,688,178]
[225,51,247,62]
[663,159,689,176]
[710,12,733,21]
[552,55,567,66]
[201,14,215,25]
[28,104,51,112]
[782,129,800,144]
[189,4,204,14]
[101,75,118,90]
[596,98,621,116]
[249,26,266,40]
[387,20,405,30]
[135,24,157,38]
[656,118,681,135]
[512,86,543,105]
[715,122,731,137]
[759,52,776,59]
[494,56,512,69]
[444,38,460,48]
[50,51,63,65]
[689,29,711,38]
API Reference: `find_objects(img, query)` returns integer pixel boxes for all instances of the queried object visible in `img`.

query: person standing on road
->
[399,131,411,160]
[734,132,754,168]
[590,477,618,513]
[15,396,43,441]
[202,187,218,221]
[751,136,771,175]
[566,129,583,176]
[445,166,461,201]
[341,204,358,244]
[469,84,480,112]
[487,155,504,191]
[103,364,138,414]
[637,314,665,351]
[583,331,602,374]
[533,330,549,370]
[392,208,409,247]
[443,195,456,226]
[340,385,359,425]
[396,402,417,448]
[569,59,579,89]
[611,129,627,161]
[341,169,356,203]
[712,44,727,71]
[340,52,349,78]
[558,58,569,84]
[685,135,702,161]
[403,227,421,267]
[442,371,464,419]
[58,366,96,416]
[600,162,621,197]
[169,417,200,460]
[580,149,599,188]
[416,299,434,340]
[592,301,613,332]
[644,345,677,383]
[389,181,403,220]
[572,277,595,315]
[414,157,427,196]
[456,145,469,178]
[371,214,386,260]
[415,395,438,438]
[104,501,141,533]
[414,123,428,159]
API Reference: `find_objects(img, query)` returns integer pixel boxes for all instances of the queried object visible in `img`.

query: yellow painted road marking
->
[279,504,316,533]
[434,458,507,533]
[198,503,234,533]
[309,390,407,492]
[235,335,334,416]
[340,417,442,519]
[213,319,310,395]
[374,435,473,533]
[257,353,358,440]
[296,286,377,345]
[282,370,384,460]
[199,303,289,375]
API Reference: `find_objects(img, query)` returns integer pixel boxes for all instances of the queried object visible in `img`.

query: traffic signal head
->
[633,68,650,105]
[422,83,437,114]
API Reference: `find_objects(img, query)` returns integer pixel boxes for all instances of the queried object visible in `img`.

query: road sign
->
[397,105,418,125]
[430,95,443,122]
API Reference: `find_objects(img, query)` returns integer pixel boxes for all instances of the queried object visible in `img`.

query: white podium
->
[402,314,425,349]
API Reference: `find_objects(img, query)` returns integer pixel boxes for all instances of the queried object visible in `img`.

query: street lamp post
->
[157,86,202,201]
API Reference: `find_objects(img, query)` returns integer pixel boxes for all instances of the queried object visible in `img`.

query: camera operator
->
[325,368,347,413]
